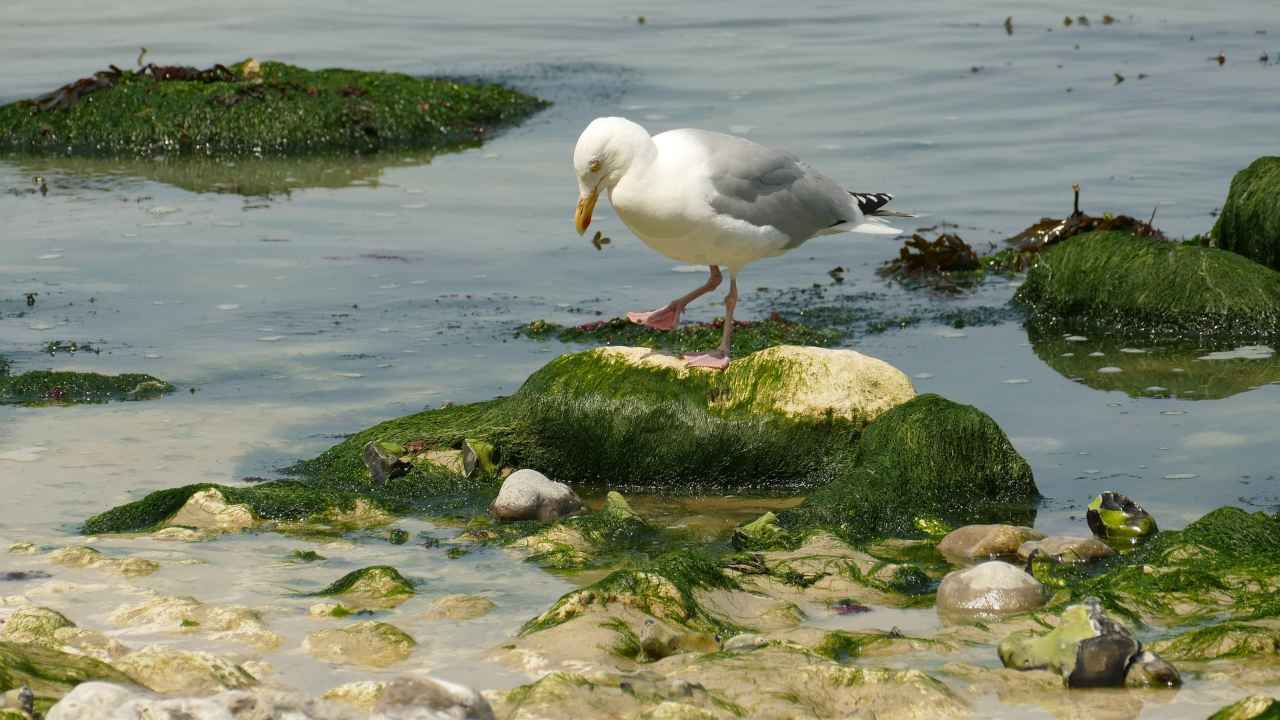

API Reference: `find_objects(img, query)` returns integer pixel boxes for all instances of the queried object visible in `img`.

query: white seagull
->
[572,116,901,370]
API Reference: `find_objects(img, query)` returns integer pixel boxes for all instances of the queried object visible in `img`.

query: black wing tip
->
[851,191,894,214]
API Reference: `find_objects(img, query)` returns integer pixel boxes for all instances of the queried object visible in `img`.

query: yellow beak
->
[574,185,600,236]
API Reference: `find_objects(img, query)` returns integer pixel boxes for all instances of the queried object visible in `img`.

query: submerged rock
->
[424,594,496,621]
[113,645,257,695]
[0,606,127,661]
[0,370,174,406]
[1123,651,1182,689]
[303,621,416,668]
[0,641,134,712]
[1215,157,1280,271]
[1086,492,1156,544]
[48,546,158,577]
[936,561,1044,618]
[999,598,1178,688]
[308,566,415,610]
[109,594,280,649]
[1016,535,1115,563]
[1210,695,1280,720]
[1149,622,1280,661]
[489,470,582,521]
[937,524,1044,561]
[165,488,256,533]
[1014,230,1280,338]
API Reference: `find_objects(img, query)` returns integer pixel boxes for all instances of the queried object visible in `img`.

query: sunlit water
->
[1,1,1278,716]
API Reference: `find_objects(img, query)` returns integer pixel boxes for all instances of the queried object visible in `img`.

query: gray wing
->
[683,130,854,247]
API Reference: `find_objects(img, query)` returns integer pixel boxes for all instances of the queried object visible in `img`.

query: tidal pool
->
[1,1,1278,717]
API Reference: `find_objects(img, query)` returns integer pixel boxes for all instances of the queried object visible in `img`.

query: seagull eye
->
[589,159,602,173]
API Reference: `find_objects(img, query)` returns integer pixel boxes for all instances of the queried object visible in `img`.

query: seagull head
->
[572,117,652,235]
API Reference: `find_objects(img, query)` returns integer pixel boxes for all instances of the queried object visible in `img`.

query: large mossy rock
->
[1215,157,1280,271]
[1014,231,1280,338]
[779,394,1039,543]
[0,641,135,714]
[0,60,547,157]
[0,369,172,406]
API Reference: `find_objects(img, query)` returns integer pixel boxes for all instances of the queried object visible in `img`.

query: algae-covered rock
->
[424,594,496,621]
[113,645,256,695]
[937,524,1044,562]
[1016,535,1114,564]
[1211,695,1280,720]
[731,512,794,551]
[1086,492,1156,545]
[1148,622,1280,661]
[998,598,1177,688]
[0,607,126,663]
[307,566,415,610]
[502,490,658,570]
[108,594,280,650]
[303,620,416,668]
[0,370,173,406]
[519,315,843,359]
[936,561,1044,619]
[1015,230,1280,338]
[489,469,582,521]
[0,641,135,713]
[48,546,158,577]
[0,60,547,157]
[1215,157,1280,271]
[781,394,1039,542]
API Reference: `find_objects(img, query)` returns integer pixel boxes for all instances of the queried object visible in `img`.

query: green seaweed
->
[1152,622,1280,661]
[519,316,842,357]
[0,640,134,714]
[1209,695,1280,720]
[0,60,548,157]
[0,369,173,405]
[780,394,1039,543]
[1014,231,1280,338]
[1214,157,1280,271]
[308,565,414,600]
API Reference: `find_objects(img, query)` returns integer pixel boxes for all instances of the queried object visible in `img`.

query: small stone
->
[363,440,411,486]
[489,469,582,521]
[723,633,768,652]
[1087,491,1157,544]
[937,524,1045,561]
[936,561,1044,618]
[424,594,496,621]
[303,620,416,668]
[1017,535,1116,563]
[1125,650,1182,688]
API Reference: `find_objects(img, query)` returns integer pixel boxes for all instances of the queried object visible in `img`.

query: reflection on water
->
[1029,326,1280,401]
[4,151,442,196]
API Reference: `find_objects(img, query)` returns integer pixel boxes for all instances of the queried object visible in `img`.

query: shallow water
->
[2,1,1278,716]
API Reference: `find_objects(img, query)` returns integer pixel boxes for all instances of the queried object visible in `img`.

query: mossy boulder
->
[1215,157,1280,271]
[308,566,415,610]
[0,60,547,157]
[303,621,416,668]
[780,394,1039,543]
[500,490,660,570]
[1212,695,1280,720]
[0,641,135,714]
[1149,622,1280,661]
[1015,231,1280,338]
[0,370,172,406]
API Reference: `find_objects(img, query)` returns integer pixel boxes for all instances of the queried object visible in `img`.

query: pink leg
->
[684,272,738,370]
[627,266,723,331]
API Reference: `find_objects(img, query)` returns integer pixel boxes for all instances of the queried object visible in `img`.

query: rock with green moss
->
[303,621,416,668]
[1086,492,1156,545]
[112,645,257,696]
[307,566,414,610]
[1149,622,1280,661]
[732,512,794,551]
[1015,230,1280,338]
[0,60,547,157]
[780,394,1039,543]
[0,370,172,406]
[0,641,135,714]
[1215,157,1280,271]
[501,490,659,570]
[1211,695,1280,720]
[519,316,843,359]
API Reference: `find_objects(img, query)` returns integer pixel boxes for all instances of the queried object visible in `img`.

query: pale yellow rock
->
[165,489,256,533]
[7,542,37,555]
[110,594,280,649]
[241,58,261,79]
[303,621,416,668]
[148,526,212,542]
[0,605,74,643]
[114,645,258,695]
[49,546,159,577]
[309,602,345,617]
[322,680,388,710]
[423,449,466,474]
[425,594,496,621]
[240,659,273,682]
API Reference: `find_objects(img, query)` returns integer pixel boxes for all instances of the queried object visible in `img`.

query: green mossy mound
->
[0,60,547,157]
[1215,157,1280,271]
[519,316,842,357]
[0,640,135,713]
[484,491,665,571]
[308,565,415,609]
[0,368,172,405]
[1150,622,1280,661]
[1015,231,1280,338]
[1027,329,1280,400]
[779,394,1039,544]
[1064,507,1280,625]
[1210,695,1280,720]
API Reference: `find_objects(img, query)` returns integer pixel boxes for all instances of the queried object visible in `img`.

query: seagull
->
[573,116,901,370]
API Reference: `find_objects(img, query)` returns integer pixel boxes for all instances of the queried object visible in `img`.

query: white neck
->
[602,120,658,190]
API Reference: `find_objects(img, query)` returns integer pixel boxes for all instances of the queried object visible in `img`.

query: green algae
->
[0,60,548,157]
[0,369,173,405]
[1210,695,1280,720]
[780,394,1039,543]
[1214,157,1280,271]
[1027,327,1280,400]
[1151,622,1280,661]
[307,565,415,608]
[1015,231,1280,338]
[0,640,134,713]
[519,316,841,357]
